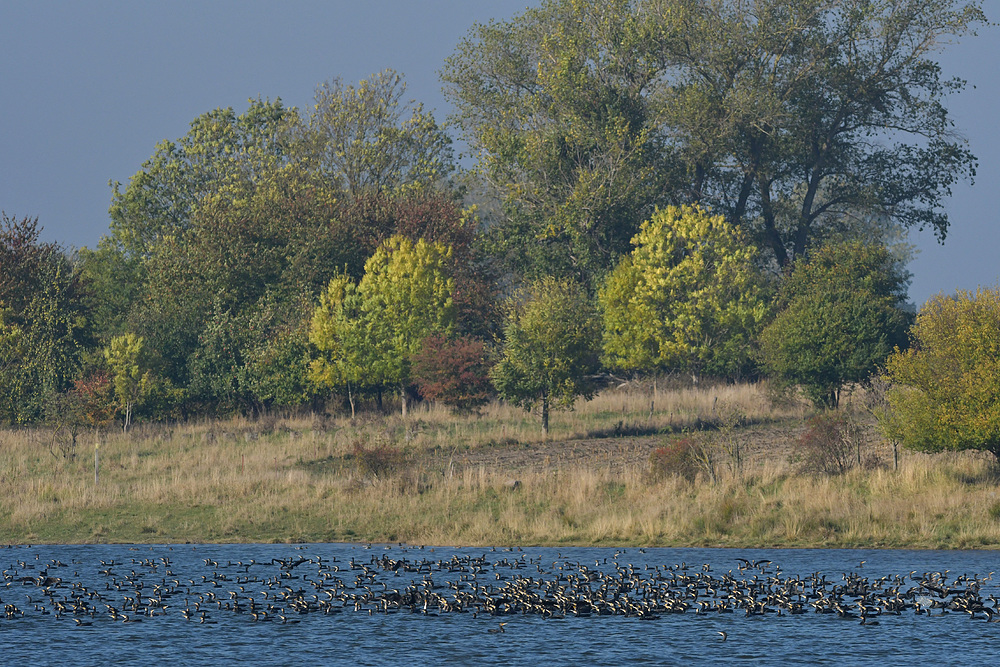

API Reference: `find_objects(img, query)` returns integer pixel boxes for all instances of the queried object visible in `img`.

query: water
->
[1,543,998,665]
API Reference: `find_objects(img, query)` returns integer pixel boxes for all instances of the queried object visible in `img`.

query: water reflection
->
[1,544,998,665]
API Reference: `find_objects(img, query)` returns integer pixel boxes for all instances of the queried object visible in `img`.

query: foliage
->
[491,277,601,435]
[296,69,454,199]
[600,205,771,378]
[795,411,873,475]
[411,334,493,412]
[351,438,408,479]
[0,214,91,424]
[104,334,154,431]
[880,287,1000,459]
[444,0,985,275]
[649,438,706,483]
[759,242,911,408]
[310,236,456,416]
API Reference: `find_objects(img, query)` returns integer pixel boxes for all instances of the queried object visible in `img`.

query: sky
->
[1,1,997,307]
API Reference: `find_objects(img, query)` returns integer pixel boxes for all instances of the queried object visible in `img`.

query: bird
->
[488,622,507,634]
[717,631,727,641]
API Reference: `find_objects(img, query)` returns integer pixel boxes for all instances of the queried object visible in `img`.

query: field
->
[2,381,999,548]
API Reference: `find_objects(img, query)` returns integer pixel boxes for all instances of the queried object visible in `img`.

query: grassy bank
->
[2,382,999,548]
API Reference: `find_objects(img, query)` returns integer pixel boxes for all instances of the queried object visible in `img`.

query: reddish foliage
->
[649,437,701,481]
[411,335,493,412]
[72,372,117,429]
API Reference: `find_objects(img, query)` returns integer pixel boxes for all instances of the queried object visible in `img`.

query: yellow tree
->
[600,205,771,380]
[104,333,153,432]
[880,288,1000,459]
[310,235,455,416]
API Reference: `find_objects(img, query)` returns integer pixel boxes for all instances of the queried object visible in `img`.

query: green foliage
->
[0,214,91,424]
[880,288,1000,459]
[444,0,985,274]
[104,334,154,431]
[297,69,454,198]
[600,205,771,378]
[491,277,601,435]
[310,236,456,415]
[759,242,911,408]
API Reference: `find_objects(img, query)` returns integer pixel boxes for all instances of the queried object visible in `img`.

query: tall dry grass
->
[1,381,998,548]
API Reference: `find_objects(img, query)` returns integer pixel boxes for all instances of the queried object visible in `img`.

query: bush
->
[759,242,911,408]
[649,437,709,482]
[351,439,407,479]
[880,287,1000,459]
[796,411,874,474]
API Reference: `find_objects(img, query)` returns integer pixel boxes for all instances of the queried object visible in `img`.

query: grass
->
[2,380,999,548]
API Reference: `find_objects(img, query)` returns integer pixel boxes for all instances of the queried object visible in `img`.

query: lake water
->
[1,543,998,665]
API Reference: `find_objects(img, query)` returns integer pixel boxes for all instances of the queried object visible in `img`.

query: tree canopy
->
[444,0,985,278]
[880,288,1000,459]
[600,205,771,378]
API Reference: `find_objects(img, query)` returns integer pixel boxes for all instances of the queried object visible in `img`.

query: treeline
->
[2,1,995,457]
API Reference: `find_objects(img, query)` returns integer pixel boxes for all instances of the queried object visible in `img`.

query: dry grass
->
[1,381,998,548]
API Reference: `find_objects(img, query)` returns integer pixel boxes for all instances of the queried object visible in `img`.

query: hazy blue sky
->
[2,1,997,306]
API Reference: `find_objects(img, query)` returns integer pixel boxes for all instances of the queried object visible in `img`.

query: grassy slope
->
[2,382,999,548]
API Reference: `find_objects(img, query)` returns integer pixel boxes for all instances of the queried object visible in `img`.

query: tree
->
[758,241,911,408]
[0,214,91,423]
[104,334,154,431]
[296,69,454,199]
[443,0,985,276]
[310,236,456,416]
[600,205,771,379]
[411,335,493,413]
[879,288,1000,459]
[491,277,601,436]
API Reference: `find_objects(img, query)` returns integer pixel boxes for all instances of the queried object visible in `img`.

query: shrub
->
[351,439,407,479]
[649,437,707,482]
[796,411,873,474]
[411,334,492,412]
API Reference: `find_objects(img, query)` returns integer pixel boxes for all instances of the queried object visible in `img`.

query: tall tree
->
[444,0,985,275]
[296,69,454,199]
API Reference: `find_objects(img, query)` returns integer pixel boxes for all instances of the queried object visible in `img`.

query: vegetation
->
[880,288,1000,459]
[601,205,771,380]
[2,382,1000,549]
[1,2,998,548]
[759,242,912,408]
[491,277,601,437]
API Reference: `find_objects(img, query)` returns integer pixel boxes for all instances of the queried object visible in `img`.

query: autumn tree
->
[759,242,911,408]
[491,277,601,437]
[411,335,493,413]
[879,288,1000,459]
[600,205,771,380]
[310,236,456,416]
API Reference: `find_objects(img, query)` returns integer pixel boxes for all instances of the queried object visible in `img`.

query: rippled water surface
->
[1,543,998,665]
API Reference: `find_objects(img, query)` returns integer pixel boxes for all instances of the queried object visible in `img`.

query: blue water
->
[1,543,997,665]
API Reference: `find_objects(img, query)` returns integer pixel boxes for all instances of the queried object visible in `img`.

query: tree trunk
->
[541,393,549,439]
[400,383,408,418]
[347,382,356,419]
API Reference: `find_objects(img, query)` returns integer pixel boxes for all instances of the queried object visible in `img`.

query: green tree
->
[879,288,1000,459]
[310,236,456,416]
[0,214,91,423]
[296,69,454,199]
[104,333,153,431]
[600,205,771,380]
[759,241,911,408]
[444,0,985,275]
[491,277,601,437]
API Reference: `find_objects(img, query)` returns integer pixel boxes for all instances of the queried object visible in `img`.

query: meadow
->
[2,381,999,548]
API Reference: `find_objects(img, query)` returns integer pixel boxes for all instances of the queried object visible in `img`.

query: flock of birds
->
[2,544,999,634]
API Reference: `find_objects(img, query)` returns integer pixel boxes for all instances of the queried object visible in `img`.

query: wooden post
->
[94,442,100,485]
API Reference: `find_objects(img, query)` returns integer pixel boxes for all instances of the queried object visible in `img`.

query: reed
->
[1,381,998,548]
